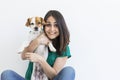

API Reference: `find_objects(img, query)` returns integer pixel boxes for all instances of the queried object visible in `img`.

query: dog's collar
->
[29,31,38,34]
[29,30,43,34]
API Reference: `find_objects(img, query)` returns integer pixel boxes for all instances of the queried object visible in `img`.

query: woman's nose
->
[50,26,55,31]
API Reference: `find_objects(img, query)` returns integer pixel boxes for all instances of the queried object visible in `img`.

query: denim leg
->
[53,66,75,80]
[1,70,25,80]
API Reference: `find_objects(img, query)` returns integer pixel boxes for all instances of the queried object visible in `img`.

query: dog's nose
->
[34,27,38,31]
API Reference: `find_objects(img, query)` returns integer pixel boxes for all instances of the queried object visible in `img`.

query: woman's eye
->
[45,23,58,27]
[46,24,51,27]
[30,23,34,25]
[54,24,58,27]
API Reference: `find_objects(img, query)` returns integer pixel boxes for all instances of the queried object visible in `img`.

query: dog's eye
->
[38,22,41,24]
[30,23,34,25]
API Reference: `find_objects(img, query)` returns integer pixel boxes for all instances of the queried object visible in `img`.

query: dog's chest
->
[29,31,48,59]
[28,31,40,40]
[35,45,48,59]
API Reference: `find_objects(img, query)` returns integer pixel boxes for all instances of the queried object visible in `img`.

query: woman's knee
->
[1,69,25,80]
[1,70,13,75]
[62,66,75,75]
[53,66,75,80]
[1,70,14,78]
[59,66,75,78]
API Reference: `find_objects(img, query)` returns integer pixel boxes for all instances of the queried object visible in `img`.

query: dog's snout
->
[34,27,38,31]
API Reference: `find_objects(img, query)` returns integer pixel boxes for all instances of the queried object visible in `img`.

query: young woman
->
[1,10,75,80]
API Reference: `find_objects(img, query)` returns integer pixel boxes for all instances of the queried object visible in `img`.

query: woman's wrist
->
[37,55,46,64]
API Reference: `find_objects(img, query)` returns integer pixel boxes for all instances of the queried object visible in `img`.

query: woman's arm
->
[41,56,68,79]
[21,40,39,60]
[25,52,68,79]
[21,35,42,60]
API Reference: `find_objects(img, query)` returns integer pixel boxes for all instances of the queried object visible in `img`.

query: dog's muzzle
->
[34,27,38,31]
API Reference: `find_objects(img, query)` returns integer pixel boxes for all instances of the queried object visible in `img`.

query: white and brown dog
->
[18,17,56,80]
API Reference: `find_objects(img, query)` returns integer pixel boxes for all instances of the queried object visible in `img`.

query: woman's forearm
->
[21,38,41,60]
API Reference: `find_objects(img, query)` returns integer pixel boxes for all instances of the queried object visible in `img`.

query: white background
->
[0,0,120,80]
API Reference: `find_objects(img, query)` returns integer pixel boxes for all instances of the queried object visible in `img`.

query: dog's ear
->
[25,18,31,27]
[40,17,46,25]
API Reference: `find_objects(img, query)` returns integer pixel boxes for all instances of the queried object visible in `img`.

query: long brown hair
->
[43,10,70,55]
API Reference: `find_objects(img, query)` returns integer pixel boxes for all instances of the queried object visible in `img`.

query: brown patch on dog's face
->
[35,17,42,26]
[25,17,46,27]
[25,17,47,31]
[25,18,32,27]
[40,17,46,25]
[36,17,46,25]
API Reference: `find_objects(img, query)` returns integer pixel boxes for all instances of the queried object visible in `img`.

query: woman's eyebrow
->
[46,22,57,24]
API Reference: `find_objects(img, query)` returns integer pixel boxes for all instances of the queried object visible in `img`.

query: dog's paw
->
[48,42,56,52]
[50,47,56,52]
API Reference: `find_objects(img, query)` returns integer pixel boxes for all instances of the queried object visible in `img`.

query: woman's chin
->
[48,35,57,39]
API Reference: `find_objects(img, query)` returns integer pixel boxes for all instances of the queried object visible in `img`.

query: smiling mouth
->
[49,33,55,35]
[48,32,57,34]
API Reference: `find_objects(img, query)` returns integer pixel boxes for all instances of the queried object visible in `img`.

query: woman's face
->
[45,16,59,39]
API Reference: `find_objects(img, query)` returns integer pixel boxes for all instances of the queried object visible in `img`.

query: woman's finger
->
[25,53,32,59]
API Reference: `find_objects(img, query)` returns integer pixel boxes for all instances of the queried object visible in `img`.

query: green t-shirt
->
[25,45,71,80]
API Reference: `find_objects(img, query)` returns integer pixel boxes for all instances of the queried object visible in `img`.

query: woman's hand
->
[25,52,43,63]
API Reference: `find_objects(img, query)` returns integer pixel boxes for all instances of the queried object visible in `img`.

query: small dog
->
[18,17,56,80]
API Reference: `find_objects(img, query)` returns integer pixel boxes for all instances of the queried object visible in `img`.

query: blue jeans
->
[1,66,75,80]
[1,70,25,80]
[53,66,75,80]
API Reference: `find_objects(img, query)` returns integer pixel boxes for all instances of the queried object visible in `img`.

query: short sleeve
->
[47,45,71,67]
[58,45,71,58]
